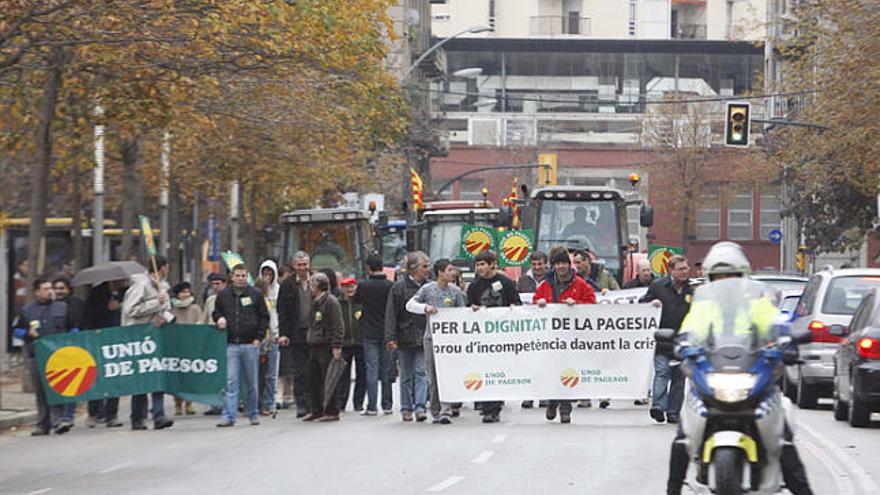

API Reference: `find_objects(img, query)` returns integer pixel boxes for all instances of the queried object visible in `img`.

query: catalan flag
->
[411,168,424,211]
[509,177,520,228]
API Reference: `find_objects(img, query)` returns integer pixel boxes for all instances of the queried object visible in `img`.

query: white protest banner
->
[431,303,660,402]
[519,287,647,305]
[596,287,648,304]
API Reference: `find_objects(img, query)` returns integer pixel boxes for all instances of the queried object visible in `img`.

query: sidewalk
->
[0,358,37,430]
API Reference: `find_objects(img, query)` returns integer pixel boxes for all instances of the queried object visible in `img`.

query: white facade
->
[432,0,766,41]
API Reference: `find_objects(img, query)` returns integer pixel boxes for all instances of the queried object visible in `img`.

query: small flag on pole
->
[411,168,424,211]
[138,215,157,257]
[509,177,520,228]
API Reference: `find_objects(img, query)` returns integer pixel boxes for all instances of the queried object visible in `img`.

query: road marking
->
[97,462,133,475]
[472,450,494,464]
[21,489,52,495]
[799,421,879,494]
[797,438,854,495]
[426,476,464,492]
[491,433,507,444]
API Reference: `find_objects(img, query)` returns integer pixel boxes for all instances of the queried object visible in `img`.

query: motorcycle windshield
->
[684,278,779,369]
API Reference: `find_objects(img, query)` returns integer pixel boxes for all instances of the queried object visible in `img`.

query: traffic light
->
[796,245,807,272]
[724,102,751,147]
[537,153,558,185]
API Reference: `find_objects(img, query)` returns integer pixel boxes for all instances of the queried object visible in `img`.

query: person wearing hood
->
[171,282,201,416]
[121,255,176,431]
[534,247,596,423]
[259,260,281,416]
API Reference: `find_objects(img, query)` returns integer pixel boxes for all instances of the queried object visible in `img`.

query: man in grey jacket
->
[121,255,175,431]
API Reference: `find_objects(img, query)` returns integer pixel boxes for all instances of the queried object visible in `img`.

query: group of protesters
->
[17,242,697,434]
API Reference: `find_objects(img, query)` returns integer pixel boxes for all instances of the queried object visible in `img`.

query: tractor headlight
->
[706,373,757,403]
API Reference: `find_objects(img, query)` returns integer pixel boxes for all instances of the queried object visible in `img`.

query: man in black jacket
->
[277,251,312,417]
[214,264,269,427]
[14,278,74,435]
[467,250,522,423]
[354,254,394,415]
[639,254,692,424]
[385,251,429,422]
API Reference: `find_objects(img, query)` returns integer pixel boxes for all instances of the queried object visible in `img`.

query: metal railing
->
[529,15,591,36]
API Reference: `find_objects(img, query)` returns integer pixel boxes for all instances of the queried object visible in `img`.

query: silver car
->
[785,268,880,408]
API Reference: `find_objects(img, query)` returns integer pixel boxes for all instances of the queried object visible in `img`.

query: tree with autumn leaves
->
[767,0,880,256]
[1,1,409,287]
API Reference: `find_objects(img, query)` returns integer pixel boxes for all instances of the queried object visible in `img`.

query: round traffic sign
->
[768,229,783,244]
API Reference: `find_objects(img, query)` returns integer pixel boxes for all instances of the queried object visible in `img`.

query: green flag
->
[138,215,157,257]
[497,229,534,268]
[221,250,254,285]
[34,324,227,405]
[648,243,685,277]
[460,225,497,260]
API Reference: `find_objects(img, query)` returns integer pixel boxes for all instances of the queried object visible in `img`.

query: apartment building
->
[426,0,783,268]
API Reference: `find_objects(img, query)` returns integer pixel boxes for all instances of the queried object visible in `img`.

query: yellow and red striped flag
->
[509,177,520,228]
[410,168,424,211]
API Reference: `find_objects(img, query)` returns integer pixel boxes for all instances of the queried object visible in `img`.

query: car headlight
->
[706,373,757,403]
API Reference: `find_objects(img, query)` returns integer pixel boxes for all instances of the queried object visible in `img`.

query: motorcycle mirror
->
[654,328,676,343]
[828,324,847,337]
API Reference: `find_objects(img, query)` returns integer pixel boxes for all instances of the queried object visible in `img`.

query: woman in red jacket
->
[534,248,596,423]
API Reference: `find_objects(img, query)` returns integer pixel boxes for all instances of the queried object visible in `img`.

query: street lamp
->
[399,25,491,83]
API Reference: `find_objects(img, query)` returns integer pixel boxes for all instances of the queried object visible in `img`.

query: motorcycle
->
[655,278,809,495]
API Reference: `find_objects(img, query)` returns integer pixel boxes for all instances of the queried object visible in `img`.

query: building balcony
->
[672,23,707,40]
[529,15,591,37]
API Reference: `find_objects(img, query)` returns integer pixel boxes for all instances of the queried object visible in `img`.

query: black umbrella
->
[323,356,348,410]
[72,261,146,286]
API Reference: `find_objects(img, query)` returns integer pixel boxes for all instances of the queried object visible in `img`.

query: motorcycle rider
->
[666,241,813,495]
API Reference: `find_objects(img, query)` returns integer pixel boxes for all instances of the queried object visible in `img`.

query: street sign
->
[768,228,783,245]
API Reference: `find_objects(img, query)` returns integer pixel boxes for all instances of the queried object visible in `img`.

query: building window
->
[628,0,637,36]
[459,179,485,201]
[695,190,721,240]
[728,190,753,240]
[488,0,496,32]
[760,186,782,241]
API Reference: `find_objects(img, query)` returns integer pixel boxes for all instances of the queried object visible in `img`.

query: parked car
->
[778,289,802,322]
[751,272,808,294]
[831,288,880,426]
[786,268,880,408]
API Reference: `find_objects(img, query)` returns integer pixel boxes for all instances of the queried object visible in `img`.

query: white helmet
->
[702,241,752,280]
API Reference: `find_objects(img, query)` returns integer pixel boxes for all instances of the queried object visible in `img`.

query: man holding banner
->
[16,278,75,435]
[467,250,522,423]
[534,248,597,423]
[122,254,175,431]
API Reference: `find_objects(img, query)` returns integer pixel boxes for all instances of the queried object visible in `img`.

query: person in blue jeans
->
[121,255,175,431]
[213,264,270,427]
[259,260,281,416]
[354,255,395,415]
[385,252,429,422]
[639,254,693,424]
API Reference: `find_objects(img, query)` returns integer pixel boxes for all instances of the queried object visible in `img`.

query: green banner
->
[34,324,226,405]
[497,229,534,268]
[138,215,157,257]
[460,225,497,261]
[648,243,685,277]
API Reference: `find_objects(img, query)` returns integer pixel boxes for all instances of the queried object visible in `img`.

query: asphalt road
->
[0,397,877,495]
